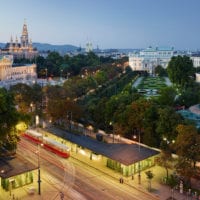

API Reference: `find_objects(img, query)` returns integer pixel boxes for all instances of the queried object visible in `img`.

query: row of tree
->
[1,53,200,187]
[35,51,116,78]
[0,88,28,155]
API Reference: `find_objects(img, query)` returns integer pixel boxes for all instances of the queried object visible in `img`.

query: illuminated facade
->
[1,22,38,59]
[85,42,93,53]
[46,127,160,177]
[191,56,200,68]
[129,46,174,74]
[0,55,36,82]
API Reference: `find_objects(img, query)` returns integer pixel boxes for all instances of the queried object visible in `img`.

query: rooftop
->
[142,46,174,52]
[47,127,160,166]
[0,154,37,179]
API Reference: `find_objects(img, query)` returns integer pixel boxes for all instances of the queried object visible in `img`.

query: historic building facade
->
[0,55,36,82]
[129,46,174,74]
[190,55,200,68]
[1,22,38,59]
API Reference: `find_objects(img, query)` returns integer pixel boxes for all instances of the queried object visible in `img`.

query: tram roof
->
[47,128,160,166]
[26,129,42,137]
[43,136,70,151]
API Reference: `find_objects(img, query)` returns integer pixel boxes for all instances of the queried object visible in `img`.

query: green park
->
[1,53,200,197]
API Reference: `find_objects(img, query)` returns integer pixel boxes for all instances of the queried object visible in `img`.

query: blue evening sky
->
[0,0,199,50]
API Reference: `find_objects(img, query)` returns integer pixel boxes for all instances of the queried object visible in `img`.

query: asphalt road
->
[18,138,158,200]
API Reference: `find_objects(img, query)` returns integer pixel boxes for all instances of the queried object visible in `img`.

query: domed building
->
[1,21,38,60]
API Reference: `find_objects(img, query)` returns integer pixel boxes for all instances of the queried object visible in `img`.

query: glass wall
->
[1,171,34,191]
[107,155,157,176]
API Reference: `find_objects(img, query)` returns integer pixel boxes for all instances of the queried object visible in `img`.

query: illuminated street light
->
[133,131,141,184]
[35,115,39,129]
[30,103,33,112]
[109,121,114,143]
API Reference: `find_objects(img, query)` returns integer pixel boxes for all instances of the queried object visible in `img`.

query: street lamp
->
[30,103,33,112]
[45,68,47,83]
[37,143,43,195]
[67,111,72,132]
[133,129,141,184]
[109,121,114,143]
[60,69,63,81]
[30,103,33,126]
[35,115,39,130]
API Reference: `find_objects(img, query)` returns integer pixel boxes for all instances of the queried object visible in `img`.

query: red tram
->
[22,129,70,158]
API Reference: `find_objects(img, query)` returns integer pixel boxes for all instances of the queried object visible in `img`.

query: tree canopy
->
[155,65,167,76]
[167,55,195,88]
[0,88,21,154]
[175,124,200,168]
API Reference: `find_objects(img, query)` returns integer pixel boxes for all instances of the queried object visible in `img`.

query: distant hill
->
[0,42,79,54]
[0,42,138,55]
[33,42,79,53]
[0,43,5,48]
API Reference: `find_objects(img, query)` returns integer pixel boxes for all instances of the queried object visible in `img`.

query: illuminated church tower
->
[2,21,38,59]
[21,21,29,49]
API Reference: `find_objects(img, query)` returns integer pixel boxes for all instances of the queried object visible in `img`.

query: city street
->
[13,138,159,200]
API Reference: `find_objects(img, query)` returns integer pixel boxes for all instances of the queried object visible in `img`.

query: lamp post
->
[67,111,72,132]
[109,121,114,143]
[37,143,43,195]
[60,69,63,82]
[30,103,33,126]
[45,68,47,83]
[30,103,33,112]
[35,115,39,130]
[133,129,141,184]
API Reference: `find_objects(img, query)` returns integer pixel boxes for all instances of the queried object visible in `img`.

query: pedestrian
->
[122,177,124,184]
[119,177,121,183]
[131,174,134,180]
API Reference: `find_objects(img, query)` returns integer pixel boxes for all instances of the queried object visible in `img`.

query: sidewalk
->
[0,168,71,200]
[0,170,63,200]
[45,127,200,200]
[70,150,190,200]
[16,127,200,200]
[132,76,143,88]
[71,153,200,200]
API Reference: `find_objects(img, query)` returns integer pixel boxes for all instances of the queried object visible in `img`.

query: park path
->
[132,76,144,88]
[132,76,172,88]
[164,77,172,86]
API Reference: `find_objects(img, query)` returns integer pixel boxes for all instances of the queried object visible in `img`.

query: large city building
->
[0,55,37,83]
[190,55,200,68]
[85,42,93,53]
[129,46,174,74]
[0,22,38,60]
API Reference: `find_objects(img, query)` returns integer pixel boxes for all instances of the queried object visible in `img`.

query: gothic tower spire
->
[9,36,13,53]
[22,19,28,36]
[21,20,29,49]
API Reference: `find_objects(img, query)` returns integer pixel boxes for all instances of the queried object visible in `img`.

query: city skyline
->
[0,0,200,50]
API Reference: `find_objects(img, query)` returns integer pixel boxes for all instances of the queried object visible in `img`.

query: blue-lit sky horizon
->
[0,0,200,50]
